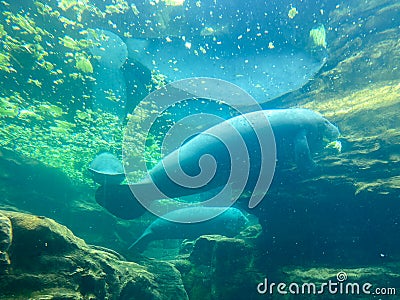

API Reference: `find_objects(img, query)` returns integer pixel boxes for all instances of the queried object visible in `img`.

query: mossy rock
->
[263,265,400,300]
[183,235,263,300]
[0,213,11,268]
[0,210,187,299]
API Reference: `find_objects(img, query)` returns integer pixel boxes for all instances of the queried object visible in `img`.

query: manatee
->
[127,108,339,201]
[128,207,248,251]
[95,185,146,220]
[88,152,125,185]
[99,108,339,218]
[264,108,340,170]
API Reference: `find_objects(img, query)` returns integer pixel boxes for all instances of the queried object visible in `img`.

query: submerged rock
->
[0,210,187,300]
[270,265,400,299]
[143,260,188,300]
[178,235,262,300]
[171,233,400,300]
[0,213,11,268]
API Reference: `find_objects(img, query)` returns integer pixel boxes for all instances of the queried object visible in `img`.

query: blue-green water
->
[0,0,399,299]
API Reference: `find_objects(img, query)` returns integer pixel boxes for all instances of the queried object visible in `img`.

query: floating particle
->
[38,104,64,117]
[164,0,185,6]
[288,7,298,19]
[268,42,275,49]
[200,27,214,36]
[27,78,42,87]
[60,35,80,50]
[53,78,64,84]
[75,56,93,73]
[309,25,327,48]
[131,4,140,15]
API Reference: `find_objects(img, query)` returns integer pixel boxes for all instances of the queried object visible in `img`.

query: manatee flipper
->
[128,228,153,251]
[294,130,316,171]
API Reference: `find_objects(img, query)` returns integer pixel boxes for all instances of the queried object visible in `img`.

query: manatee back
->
[264,109,323,132]
[129,207,248,251]
[154,207,247,239]
[265,108,338,152]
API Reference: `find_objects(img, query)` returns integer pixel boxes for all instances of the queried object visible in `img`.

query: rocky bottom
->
[0,210,398,300]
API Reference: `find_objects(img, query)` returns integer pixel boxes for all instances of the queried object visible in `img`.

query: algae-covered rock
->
[0,147,139,255]
[143,260,189,300]
[189,235,252,269]
[0,213,11,268]
[181,235,262,300]
[0,210,186,300]
[265,264,400,300]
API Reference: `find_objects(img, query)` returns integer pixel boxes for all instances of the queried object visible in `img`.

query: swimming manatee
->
[128,207,248,251]
[264,108,340,170]
[89,152,125,185]
[98,108,339,218]
[126,108,339,201]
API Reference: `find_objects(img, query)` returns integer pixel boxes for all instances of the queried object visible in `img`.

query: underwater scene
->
[0,0,399,299]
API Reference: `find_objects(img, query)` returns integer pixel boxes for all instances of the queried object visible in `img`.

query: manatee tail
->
[128,231,152,252]
[95,185,146,220]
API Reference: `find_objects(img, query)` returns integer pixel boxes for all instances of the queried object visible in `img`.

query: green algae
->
[0,0,167,186]
[0,89,164,186]
[282,265,400,284]
[0,93,123,185]
[74,54,93,73]
[309,25,327,49]
[105,0,130,15]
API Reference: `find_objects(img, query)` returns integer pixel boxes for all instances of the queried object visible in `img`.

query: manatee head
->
[322,118,340,141]
[306,113,340,153]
